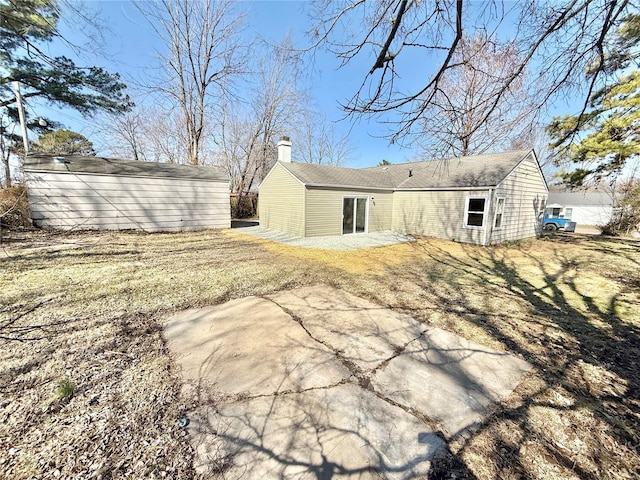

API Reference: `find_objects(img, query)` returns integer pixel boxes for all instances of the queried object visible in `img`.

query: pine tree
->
[547,15,640,187]
[0,0,131,114]
[32,129,95,156]
[0,0,132,185]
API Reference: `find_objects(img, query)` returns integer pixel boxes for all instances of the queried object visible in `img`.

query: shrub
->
[0,185,32,229]
[600,180,640,236]
[230,194,258,219]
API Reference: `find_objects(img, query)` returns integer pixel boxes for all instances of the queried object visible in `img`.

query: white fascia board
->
[494,149,548,192]
[259,161,306,189]
[530,149,550,193]
[274,161,307,187]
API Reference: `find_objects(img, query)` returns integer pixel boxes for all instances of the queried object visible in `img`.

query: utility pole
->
[13,81,29,156]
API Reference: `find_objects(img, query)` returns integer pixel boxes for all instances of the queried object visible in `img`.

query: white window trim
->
[341,195,369,235]
[493,196,506,230]
[463,195,488,229]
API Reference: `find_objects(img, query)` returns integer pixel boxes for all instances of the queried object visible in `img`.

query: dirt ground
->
[1,228,639,479]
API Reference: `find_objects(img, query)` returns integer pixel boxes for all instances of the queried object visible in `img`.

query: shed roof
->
[24,155,229,182]
[547,191,614,206]
[277,149,534,190]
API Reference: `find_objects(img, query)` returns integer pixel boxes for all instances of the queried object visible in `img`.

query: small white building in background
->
[24,154,231,232]
[547,186,616,226]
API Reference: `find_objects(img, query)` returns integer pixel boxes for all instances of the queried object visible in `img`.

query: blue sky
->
[29,0,596,171]
[32,0,418,168]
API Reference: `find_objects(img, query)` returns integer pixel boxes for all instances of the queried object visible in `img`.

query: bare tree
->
[141,0,247,165]
[216,40,303,195]
[104,103,191,163]
[417,32,538,158]
[107,108,147,161]
[145,108,192,164]
[0,112,16,187]
[293,108,352,166]
[309,0,633,144]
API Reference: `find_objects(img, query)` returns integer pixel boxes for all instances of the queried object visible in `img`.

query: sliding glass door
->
[342,197,368,234]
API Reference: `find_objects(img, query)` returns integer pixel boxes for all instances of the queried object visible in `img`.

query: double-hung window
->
[494,197,506,229]
[464,197,486,228]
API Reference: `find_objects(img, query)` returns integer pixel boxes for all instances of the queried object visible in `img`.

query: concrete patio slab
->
[268,287,428,372]
[189,383,443,479]
[163,285,532,479]
[232,225,415,250]
[163,295,350,398]
[372,327,532,439]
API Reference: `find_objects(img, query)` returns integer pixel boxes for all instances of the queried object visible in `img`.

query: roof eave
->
[22,167,228,182]
[394,185,496,191]
[304,182,394,191]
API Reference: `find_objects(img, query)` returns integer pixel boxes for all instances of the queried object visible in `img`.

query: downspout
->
[483,188,493,247]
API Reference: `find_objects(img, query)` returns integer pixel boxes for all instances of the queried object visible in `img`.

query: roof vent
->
[408,169,413,177]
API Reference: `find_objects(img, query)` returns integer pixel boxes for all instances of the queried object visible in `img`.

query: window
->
[465,197,486,228]
[494,197,506,229]
[551,208,561,218]
[565,208,573,218]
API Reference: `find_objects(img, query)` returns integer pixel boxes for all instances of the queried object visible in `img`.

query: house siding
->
[25,171,230,232]
[258,150,546,245]
[547,192,615,226]
[305,187,393,237]
[489,154,548,244]
[391,190,488,244]
[564,205,613,226]
[258,163,305,237]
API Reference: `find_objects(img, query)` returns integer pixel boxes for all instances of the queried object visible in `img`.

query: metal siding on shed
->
[391,190,486,244]
[25,171,230,232]
[258,163,305,237]
[546,191,614,226]
[304,188,393,237]
[489,155,547,244]
[562,205,613,226]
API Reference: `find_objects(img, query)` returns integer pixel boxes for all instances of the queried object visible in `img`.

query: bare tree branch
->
[138,0,248,165]
[309,0,635,145]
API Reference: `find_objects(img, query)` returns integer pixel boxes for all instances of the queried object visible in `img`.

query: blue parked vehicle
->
[542,204,573,231]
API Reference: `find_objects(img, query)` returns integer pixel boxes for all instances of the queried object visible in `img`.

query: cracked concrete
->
[164,285,531,479]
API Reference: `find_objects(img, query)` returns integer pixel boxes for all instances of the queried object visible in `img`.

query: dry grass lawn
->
[1,228,639,479]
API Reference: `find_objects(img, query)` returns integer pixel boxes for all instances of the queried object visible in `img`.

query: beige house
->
[24,154,230,232]
[259,140,548,245]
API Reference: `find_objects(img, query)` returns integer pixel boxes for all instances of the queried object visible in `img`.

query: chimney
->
[277,136,292,163]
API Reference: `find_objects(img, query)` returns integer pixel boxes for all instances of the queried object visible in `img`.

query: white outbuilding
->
[24,154,230,232]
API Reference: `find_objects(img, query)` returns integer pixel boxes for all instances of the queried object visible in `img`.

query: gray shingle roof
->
[278,162,397,189]
[24,155,229,182]
[279,149,533,190]
[548,191,614,206]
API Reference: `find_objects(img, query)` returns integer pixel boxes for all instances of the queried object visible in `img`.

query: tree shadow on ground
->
[382,235,640,478]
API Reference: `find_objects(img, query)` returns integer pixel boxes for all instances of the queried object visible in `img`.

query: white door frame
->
[342,195,369,235]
